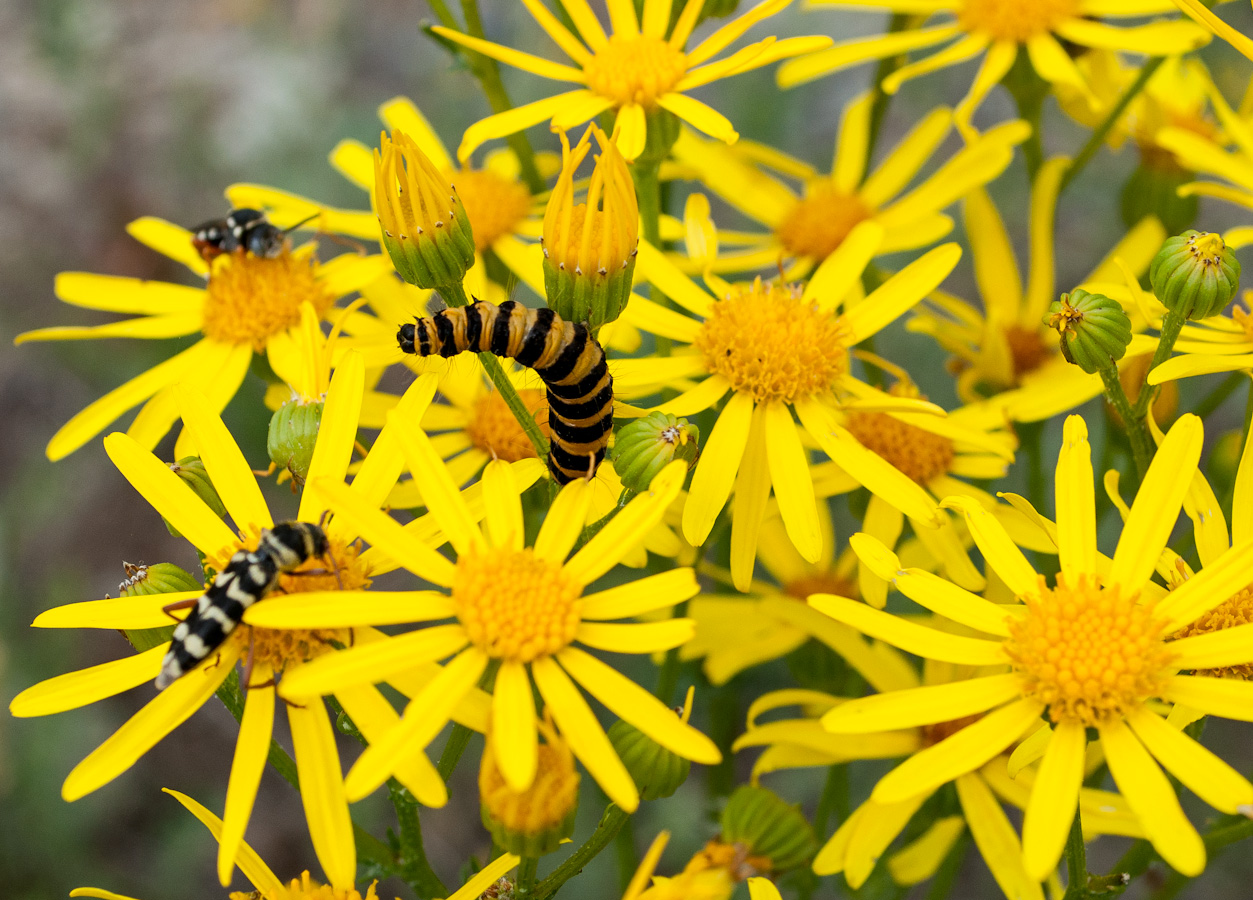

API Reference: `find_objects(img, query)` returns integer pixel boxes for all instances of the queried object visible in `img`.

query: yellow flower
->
[9,362,489,887]
[270,436,719,813]
[431,0,832,161]
[814,413,1253,879]
[1170,0,1253,62]
[910,156,1164,422]
[778,0,1209,135]
[14,216,388,460]
[669,99,1027,277]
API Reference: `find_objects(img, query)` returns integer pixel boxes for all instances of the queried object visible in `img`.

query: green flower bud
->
[119,561,202,653]
[608,716,691,801]
[169,456,227,520]
[1149,230,1241,321]
[267,398,324,488]
[720,785,816,873]
[611,412,700,494]
[1045,289,1133,375]
[1121,160,1198,236]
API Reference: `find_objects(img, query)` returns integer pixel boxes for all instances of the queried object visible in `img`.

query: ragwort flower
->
[814,413,1253,879]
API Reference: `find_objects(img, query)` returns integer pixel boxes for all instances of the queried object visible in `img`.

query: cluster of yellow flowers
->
[15,1,1253,898]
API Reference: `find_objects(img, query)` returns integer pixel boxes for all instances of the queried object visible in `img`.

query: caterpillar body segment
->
[155,522,330,690]
[397,299,613,483]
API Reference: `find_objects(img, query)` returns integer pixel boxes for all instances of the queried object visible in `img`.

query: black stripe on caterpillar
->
[397,299,612,484]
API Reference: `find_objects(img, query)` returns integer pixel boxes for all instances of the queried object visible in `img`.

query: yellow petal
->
[1055,415,1096,580]
[730,406,772,590]
[217,671,275,885]
[802,220,884,311]
[298,350,365,524]
[32,592,197,630]
[288,699,356,889]
[444,852,523,900]
[389,410,483,556]
[822,674,1022,734]
[244,590,456,628]
[940,495,1039,597]
[177,384,272,534]
[534,476,594,563]
[577,619,694,653]
[845,794,930,887]
[808,594,1007,666]
[581,568,699,620]
[1022,718,1085,881]
[657,92,737,144]
[280,624,467,699]
[1125,705,1253,814]
[843,244,963,344]
[9,644,166,717]
[956,772,1045,900]
[457,90,596,162]
[493,660,539,792]
[1164,674,1253,722]
[163,788,284,897]
[764,402,822,562]
[126,217,209,277]
[333,682,447,807]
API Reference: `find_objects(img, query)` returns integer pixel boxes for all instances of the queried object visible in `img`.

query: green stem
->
[389,780,449,898]
[1131,306,1188,422]
[1019,420,1049,520]
[211,667,300,790]
[924,832,970,900]
[436,723,475,782]
[516,856,540,899]
[1191,370,1245,420]
[534,804,631,900]
[1153,817,1253,900]
[1062,809,1089,900]
[440,280,551,459]
[1098,363,1151,480]
[1004,49,1048,182]
[633,159,670,356]
[1060,57,1165,194]
[812,763,847,840]
[864,14,910,164]
[614,814,639,893]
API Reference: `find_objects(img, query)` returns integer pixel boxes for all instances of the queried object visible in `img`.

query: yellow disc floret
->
[695,278,849,404]
[843,410,955,485]
[452,167,532,252]
[775,183,871,261]
[455,547,582,663]
[231,871,379,900]
[1005,575,1175,726]
[480,719,580,842]
[583,34,689,107]
[201,250,334,351]
[466,388,550,462]
[958,0,1078,42]
[1170,582,1253,679]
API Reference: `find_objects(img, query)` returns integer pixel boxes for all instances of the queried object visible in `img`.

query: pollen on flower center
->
[466,388,550,462]
[1170,581,1253,679]
[695,278,849,404]
[1006,324,1052,380]
[775,183,871,261]
[1005,575,1175,725]
[451,168,532,251]
[455,547,582,663]
[843,410,955,485]
[958,0,1078,42]
[201,250,334,351]
[783,572,856,602]
[583,34,689,108]
[230,870,380,900]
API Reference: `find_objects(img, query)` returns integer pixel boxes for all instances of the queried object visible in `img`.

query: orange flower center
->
[843,410,955,485]
[783,572,856,601]
[695,278,849,404]
[1006,324,1052,381]
[481,727,579,833]
[454,547,582,663]
[466,388,550,462]
[1170,581,1253,679]
[583,34,689,107]
[1006,575,1174,725]
[775,182,872,261]
[452,167,532,252]
[922,714,983,747]
[958,0,1078,42]
[201,250,334,351]
[230,871,379,900]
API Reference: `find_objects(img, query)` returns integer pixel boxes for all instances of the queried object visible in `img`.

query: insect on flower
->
[156,520,334,689]
[190,207,316,262]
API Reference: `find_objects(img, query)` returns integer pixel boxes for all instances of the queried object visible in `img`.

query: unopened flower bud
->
[609,716,691,801]
[119,561,203,653]
[268,398,324,488]
[1150,230,1240,320]
[375,129,476,289]
[1046,289,1133,375]
[542,124,638,331]
[720,785,816,873]
[612,412,700,494]
[480,719,579,856]
[169,456,227,520]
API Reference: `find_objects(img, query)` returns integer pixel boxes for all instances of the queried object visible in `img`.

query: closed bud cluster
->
[118,561,202,653]
[374,129,476,289]
[719,785,817,874]
[268,398,324,488]
[479,719,579,857]
[612,412,700,494]
[169,456,227,519]
[542,124,638,331]
[1046,289,1133,374]
[1150,230,1240,320]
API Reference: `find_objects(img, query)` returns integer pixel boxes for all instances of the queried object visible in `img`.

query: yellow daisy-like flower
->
[14,216,388,461]
[778,0,1208,135]
[814,413,1253,879]
[669,97,1027,277]
[268,435,719,813]
[1170,0,1253,62]
[910,156,1164,422]
[9,361,492,887]
[431,0,833,161]
[618,232,1006,578]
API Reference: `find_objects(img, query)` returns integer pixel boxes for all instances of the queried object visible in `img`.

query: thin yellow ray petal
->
[298,350,365,523]
[650,374,731,417]
[520,0,592,63]
[390,410,484,556]
[1021,718,1085,880]
[377,97,452,169]
[9,644,167,717]
[954,41,1017,135]
[552,92,616,133]
[633,239,713,317]
[163,789,284,897]
[581,568,699,620]
[279,624,467,699]
[349,373,439,513]
[177,385,272,533]
[493,660,538,792]
[17,315,204,342]
[882,34,987,95]
[245,590,455,628]
[964,188,1023,320]
[747,876,784,900]
[776,25,962,89]
[217,670,275,885]
[532,655,639,811]
[1056,415,1096,580]
[802,221,884,311]
[457,91,596,162]
[887,815,966,887]
[1099,716,1205,877]
[104,432,238,558]
[480,459,526,553]
[813,800,867,875]
[832,91,873,194]
[46,271,201,316]
[808,594,1007,665]
[876,563,1012,637]
[1126,705,1253,814]
[1170,0,1253,60]
[288,699,355,889]
[621,294,703,343]
[845,794,931,888]
[577,619,694,653]
[559,646,721,763]
[1160,538,1253,635]
[1165,674,1253,721]
[730,406,771,590]
[534,477,594,563]
[568,461,685,583]
[561,0,609,49]
[445,853,523,900]
[685,0,788,65]
[126,217,209,277]
[1108,414,1202,591]
[764,404,821,563]
[333,683,447,807]
[62,644,239,801]
[1055,18,1209,55]
[309,477,457,586]
[956,773,1045,900]
[429,27,586,82]
[32,591,197,630]
[656,92,737,144]
[71,889,142,900]
[940,495,1039,597]
[860,106,952,207]
[873,698,1044,805]
[843,243,962,343]
[822,674,1022,734]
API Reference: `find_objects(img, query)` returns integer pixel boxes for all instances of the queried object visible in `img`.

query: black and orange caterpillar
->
[397,300,612,483]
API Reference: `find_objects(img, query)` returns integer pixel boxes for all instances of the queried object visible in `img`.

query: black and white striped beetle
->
[191,208,287,262]
[155,521,331,690]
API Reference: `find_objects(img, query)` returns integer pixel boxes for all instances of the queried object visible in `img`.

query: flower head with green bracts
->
[14,217,389,461]
[812,413,1253,880]
[431,0,833,161]
[8,362,495,888]
[777,0,1209,137]
[669,98,1027,278]
[269,435,719,813]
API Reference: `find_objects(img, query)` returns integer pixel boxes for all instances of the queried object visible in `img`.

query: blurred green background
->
[3,1,1253,897]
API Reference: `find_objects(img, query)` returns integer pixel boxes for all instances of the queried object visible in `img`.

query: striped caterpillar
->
[397,299,612,484]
